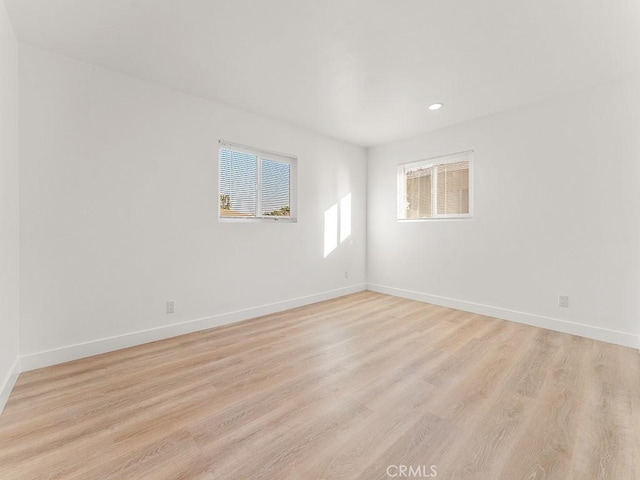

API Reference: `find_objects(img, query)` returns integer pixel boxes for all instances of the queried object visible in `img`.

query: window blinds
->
[398,151,472,219]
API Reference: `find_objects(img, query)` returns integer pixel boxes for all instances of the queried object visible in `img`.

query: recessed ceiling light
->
[428,103,443,111]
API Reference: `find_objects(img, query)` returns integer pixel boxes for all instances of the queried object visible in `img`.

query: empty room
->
[1,0,639,479]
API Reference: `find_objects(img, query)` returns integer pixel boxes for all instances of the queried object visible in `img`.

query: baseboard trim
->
[0,358,21,415]
[20,284,367,372]
[367,284,640,349]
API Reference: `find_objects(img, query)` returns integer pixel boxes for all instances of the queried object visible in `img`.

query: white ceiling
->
[5,0,640,147]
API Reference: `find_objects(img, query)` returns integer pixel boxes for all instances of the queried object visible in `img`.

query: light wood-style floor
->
[1,291,639,479]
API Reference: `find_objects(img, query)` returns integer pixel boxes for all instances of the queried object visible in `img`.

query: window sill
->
[219,216,298,223]
[397,215,473,222]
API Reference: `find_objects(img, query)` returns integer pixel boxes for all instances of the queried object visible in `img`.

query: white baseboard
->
[0,358,21,415]
[368,284,640,349]
[20,284,367,372]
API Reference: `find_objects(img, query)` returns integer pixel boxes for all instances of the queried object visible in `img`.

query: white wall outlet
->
[559,295,569,308]
[166,301,175,314]
[344,271,349,279]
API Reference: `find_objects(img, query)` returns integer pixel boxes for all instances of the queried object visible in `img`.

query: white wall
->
[19,45,367,369]
[0,0,20,409]
[368,77,640,348]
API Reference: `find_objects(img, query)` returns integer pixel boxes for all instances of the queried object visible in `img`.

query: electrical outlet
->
[344,271,349,279]
[559,295,569,308]
[166,301,175,314]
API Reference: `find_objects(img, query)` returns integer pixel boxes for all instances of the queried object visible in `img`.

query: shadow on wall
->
[324,193,352,258]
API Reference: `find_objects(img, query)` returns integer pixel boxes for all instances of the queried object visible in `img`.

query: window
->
[398,151,472,220]
[219,141,297,221]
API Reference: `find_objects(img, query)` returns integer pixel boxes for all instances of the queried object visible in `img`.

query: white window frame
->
[397,150,473,221]
[218,140,298,223]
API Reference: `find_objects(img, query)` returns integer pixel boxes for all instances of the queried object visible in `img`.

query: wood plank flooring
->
[1,291,639,479]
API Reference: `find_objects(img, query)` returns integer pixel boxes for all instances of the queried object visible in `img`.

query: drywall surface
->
[19,45,367,366]
[0,0,20,409]
[368,77,640,347]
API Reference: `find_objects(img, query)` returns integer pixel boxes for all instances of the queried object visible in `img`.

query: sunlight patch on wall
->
[324,193,352,258]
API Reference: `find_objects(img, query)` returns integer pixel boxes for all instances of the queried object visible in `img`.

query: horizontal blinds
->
[219,148,257,217]
[219,147,293,219]
[436,161,470,215]
[261,158,291,217]
[405,167,433,218]
[399,152,472,219]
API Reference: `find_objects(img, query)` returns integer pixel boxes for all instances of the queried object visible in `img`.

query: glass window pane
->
[436,161,469,215]
[219,148,257,217]
[261,158,290,217]
[406,166,433,218]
